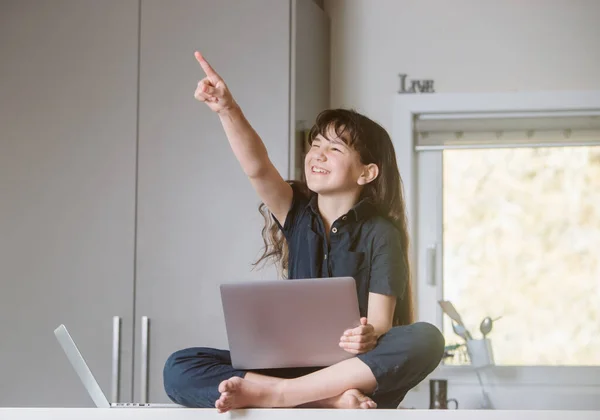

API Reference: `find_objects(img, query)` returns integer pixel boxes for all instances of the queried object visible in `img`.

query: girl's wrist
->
[217,102,241,119]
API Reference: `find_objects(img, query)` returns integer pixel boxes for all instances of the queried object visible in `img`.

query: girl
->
[162,52,445,412]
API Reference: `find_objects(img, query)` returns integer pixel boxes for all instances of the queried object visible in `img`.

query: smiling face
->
[304,125,378,196]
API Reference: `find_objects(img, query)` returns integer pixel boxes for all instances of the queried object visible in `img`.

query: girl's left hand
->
[339,317,378,354]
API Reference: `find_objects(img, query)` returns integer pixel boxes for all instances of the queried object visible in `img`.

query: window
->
[442,145,600,366]
[392,92,600,371]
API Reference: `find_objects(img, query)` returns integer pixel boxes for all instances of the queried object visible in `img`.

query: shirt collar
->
[350,198,377,221]
[306,193,377,222]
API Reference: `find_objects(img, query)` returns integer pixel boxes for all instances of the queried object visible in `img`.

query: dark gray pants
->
[163,322,444,409]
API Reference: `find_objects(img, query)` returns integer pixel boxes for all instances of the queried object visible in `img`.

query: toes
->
[347,396,361,409]
[216,394,231,413]
[215,400,225,412]
[216,378,244,412]
[362,400,376,409]
[357,395,377,409]
[224,379,236,392]
[219,378,237,393]
[355,393,369,404]
[215,392,230,408]
[218,380,228,393]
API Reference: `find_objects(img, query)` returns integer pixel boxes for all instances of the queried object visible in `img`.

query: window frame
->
[392,90,600,385]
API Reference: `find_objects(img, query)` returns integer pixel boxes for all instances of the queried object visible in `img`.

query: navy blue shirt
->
[274,183,408,322]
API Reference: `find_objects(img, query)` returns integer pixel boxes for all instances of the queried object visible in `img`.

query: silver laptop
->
[220,276,361,370]
[54,324,183,408]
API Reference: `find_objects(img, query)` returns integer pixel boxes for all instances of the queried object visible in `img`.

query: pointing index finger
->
[195,51,220,81]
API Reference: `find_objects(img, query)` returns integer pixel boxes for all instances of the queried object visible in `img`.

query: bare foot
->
[303,389,377,409]
[215,377,284,413]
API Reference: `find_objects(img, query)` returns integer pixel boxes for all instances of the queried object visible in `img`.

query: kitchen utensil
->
[439,300,473,339]
[438,301,466,326]
[479,316,502,338]
[452,322,472,341]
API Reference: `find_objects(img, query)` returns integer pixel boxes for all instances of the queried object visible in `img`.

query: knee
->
[408,322,445,361]
[385,322,445,361]
[162,348,201,399]
[163,349,185,397]
[164,348,194,375]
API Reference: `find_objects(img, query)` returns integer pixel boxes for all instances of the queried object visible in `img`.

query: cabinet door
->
[292,0,330,179]
[135,0,290,403]
[0,0,138,406]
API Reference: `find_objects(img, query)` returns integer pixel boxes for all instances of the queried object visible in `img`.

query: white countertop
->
[1,408,599,420]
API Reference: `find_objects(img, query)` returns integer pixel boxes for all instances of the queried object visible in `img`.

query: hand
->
[339,317,378,355]
[193,51,237,114]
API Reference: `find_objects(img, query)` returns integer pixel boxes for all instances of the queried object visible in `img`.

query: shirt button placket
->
[327,226,338,276]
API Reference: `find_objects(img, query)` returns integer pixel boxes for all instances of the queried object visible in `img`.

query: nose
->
[314,149,326,161]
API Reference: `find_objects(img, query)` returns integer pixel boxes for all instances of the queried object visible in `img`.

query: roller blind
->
[414,111,600,150]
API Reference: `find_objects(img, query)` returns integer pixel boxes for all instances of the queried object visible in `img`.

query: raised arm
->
[194,52,292,224]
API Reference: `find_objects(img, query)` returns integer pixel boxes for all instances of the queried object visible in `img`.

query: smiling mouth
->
[311,166,330,174]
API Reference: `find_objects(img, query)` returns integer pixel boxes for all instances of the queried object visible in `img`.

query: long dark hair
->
[253,109,414,326]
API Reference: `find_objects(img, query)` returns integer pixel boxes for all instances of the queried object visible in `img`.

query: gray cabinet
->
[0,0,138,407]
[134,0,291,404]
[0,0,329,407]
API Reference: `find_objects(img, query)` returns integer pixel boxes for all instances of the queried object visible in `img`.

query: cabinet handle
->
[140,316,149,403]
[426,244,437,286]
[111,316,121,403]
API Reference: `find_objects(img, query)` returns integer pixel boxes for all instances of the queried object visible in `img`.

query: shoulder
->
[289,181,312,204]
[361,214,404,251]
[287,181,312,220]
[368,214,400,235]
[272,181,312,236]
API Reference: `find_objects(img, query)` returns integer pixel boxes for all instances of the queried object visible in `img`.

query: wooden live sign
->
[398,73,435,94]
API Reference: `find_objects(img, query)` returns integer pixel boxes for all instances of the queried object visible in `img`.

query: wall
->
[325,0,600,131]
[324,0,600,410]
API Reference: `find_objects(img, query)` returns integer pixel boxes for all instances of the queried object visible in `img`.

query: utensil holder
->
[466,338,494,368]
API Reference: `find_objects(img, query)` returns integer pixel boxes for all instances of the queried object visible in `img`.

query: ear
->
[357,163,379,185]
